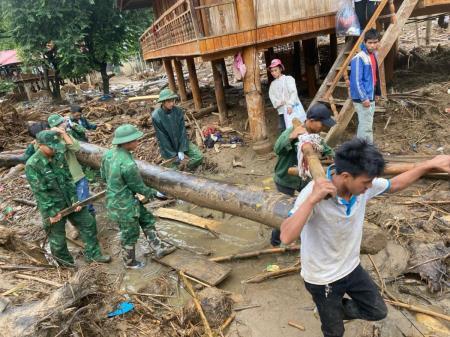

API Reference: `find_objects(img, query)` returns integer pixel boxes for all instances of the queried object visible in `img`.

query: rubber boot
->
[122,245,145,269]
[146,230,176,258]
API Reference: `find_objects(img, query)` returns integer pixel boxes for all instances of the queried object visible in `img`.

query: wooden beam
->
[378,0,421,62]
[211,59,227,124]
[186,57,203,110]
[303,38,318,97]
[163,58,177,93]
[219,58,230,88]
[329,33,338,62]
[293,42,302,85]
[173,59,188,101]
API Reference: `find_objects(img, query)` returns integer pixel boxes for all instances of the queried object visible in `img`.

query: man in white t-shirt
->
[280,138,450,337]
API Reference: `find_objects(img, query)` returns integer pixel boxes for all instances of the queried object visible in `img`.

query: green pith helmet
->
[157,88,178,103]
[112,124,144,145]
[36,130,65,152]
[47,114,65,127]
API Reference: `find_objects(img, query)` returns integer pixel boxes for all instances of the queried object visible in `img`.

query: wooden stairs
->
[309,0,421,146]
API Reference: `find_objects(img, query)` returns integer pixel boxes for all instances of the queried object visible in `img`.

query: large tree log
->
[77,143,293,228]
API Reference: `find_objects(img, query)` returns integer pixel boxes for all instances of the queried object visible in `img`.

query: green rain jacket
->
[273,127,334,190]
[101,147,157,222]
[151,106,189,159]
[25,150,77,219]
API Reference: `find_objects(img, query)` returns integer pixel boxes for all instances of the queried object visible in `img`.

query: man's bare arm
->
[389,155,450,193]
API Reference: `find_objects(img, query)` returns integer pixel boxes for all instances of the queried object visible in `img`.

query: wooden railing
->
[140,0,197,55]
[140,0,239,54]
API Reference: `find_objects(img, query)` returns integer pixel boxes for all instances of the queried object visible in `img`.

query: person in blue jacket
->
[349,28,381,143]
[68,105,97,142]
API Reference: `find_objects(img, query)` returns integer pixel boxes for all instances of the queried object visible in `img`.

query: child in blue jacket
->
[350,28,381,143]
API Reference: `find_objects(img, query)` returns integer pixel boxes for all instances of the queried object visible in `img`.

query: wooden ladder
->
[309,0,420,146]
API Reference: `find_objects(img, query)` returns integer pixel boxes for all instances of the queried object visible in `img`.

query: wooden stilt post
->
[236,0,271,154]
[303,38,318,97]
[173,59,188,101]
[329,33,338,62]
[219,58,230,88]
[211,60,227,124]
[186,57,203,111]
[293,41,302,85]
[163,58,177,93]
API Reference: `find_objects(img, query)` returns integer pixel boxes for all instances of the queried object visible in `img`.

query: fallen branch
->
[385,300,450,322]
[234,304,261,312]
[220,312,236,332]
[120,290,175,298]
[407,253,450,270]
[243,263,301,284]
[179,271,214,337]
[14,273,63,287]
[288,321,305,331]
[393,200,450,205]
[0,264,52,271]
[210,245,300,263]
[368,255,386,295]
[12,198,36,207]
[0,163,24,182]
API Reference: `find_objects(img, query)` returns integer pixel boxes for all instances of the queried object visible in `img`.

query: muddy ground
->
[0,20,449,337]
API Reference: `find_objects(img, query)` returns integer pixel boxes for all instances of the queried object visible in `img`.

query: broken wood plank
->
[155,249,231,286]
[288,321,306,331]
[127,95,159,103]
[154,208,222,236]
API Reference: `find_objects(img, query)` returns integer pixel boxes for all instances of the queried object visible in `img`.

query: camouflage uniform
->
[101,146,158,248]
[25,141,105,266]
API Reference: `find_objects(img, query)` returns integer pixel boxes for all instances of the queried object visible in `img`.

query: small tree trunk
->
[43,66,49,91]
[51,69,62,102]
[100,62,110,95]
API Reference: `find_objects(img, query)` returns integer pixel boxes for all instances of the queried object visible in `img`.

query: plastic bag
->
[283,103,306,129]
[336,1,361,37]
[232,52,246,81]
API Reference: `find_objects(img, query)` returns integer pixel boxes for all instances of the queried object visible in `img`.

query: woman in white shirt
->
[268,59,306,132]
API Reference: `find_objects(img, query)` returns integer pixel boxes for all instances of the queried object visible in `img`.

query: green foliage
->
[4,0,153,93]
[0,79,15,94]
[0,3,15,50]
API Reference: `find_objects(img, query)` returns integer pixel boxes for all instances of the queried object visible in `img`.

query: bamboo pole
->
[385,300,450,322]
[179,271,214,337]
[209,246,300,263]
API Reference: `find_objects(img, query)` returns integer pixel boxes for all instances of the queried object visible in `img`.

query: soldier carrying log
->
[101,124,175,269]
[25,130,110,267]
